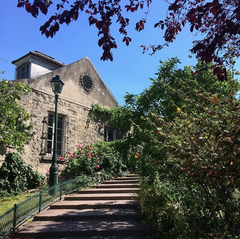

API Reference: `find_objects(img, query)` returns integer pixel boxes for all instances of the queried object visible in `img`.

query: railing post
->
[13,204,17,232]
[60,184,63,201]
[39,191,42,213]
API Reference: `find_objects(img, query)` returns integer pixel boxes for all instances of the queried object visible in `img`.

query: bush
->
[60,141,127,181]
[139,174,240,239]
[0,152,45,198]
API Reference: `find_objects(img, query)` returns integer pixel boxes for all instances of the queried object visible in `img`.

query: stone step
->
[92,184,139,189]
[31,237,156,239]
[77,188,139,194]
[14,220,154,238]
[115,176,140,180]
[125,174,139,178]
[64,193,137,201]
[50,200,139,210]
[34,208,140,221]
[13,175,156,239]
[102,180,139,184]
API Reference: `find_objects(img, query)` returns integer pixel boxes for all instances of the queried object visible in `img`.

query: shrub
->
[60,141,127,181]
[0,152,45,198]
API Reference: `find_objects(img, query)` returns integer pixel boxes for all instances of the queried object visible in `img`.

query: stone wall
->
[0,89,107,176]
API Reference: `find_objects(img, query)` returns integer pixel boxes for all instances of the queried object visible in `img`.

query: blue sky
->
[1,1,239,105]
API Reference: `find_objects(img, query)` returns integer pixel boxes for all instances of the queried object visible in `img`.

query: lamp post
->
[49,75,64,190]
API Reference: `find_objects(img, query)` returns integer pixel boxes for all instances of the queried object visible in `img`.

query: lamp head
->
[50,75,64,95]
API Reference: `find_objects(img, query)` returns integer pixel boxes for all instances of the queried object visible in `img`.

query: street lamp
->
[49,75,64,190]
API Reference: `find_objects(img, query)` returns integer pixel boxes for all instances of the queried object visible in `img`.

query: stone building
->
[0,51,120,175]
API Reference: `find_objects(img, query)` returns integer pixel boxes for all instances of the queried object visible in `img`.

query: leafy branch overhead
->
[17,0,240,64]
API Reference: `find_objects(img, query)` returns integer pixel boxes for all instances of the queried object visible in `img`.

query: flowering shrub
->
[60,141,127,181]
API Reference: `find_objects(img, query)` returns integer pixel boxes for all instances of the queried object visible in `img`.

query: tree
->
[0,78,32,152]
[17,0,240,65]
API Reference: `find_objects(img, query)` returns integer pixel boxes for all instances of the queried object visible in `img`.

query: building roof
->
[12,51,65,67]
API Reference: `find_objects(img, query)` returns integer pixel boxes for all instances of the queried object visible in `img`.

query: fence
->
[0,176,94,239]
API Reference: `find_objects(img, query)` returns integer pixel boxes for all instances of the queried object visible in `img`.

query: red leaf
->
[73,11,79,21]
[17,2,25,8]
[211,7,217,16]
[190,24,194,32]
[25,3,32,13]
[108,52,113,61]
[86,9,92,14]
[39,2,48,15]
[218,75,224,82]
[54,22,59,32]
[31,5,39,18]
[213,67,222,76]
[65,16,71,25]
[123,36,131,46]
[204,54,213,62]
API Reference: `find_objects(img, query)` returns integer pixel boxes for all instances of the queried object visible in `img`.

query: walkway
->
[13,174,157,238]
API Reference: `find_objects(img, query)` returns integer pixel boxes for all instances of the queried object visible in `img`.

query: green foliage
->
[0,78,32,151]
[90,58,240,238]
[60,141,127,181]
[0,152,45,198]
[137,60,240,238]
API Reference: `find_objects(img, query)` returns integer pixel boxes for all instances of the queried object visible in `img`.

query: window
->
[17,63,30,79]
[46,113,66,157]
[104,128,122,142]
[79,74,94,92]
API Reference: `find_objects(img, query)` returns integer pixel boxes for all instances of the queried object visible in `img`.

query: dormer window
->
[12,51,65,80]
[17,62,30,79]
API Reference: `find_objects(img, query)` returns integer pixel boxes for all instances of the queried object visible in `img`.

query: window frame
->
[46,112,67,157]
[104,128,121,142]
[17,62,30,79]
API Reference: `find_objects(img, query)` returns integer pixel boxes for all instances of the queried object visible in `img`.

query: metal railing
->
[0,176,95,239]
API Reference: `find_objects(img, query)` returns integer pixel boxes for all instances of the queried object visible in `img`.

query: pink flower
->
[75,144,84,149]
[47,169,50,172]
[58,175,62,178]
[98,159,101,162]
[72,154,77,158]
[82,154,85,157]
[58,169,61,172]
[91,170,93,173]
[67,150,72,155]
[96,165,100,169]
[92,153,94,156]
[59,156,64,161]
[89,147,93,151]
